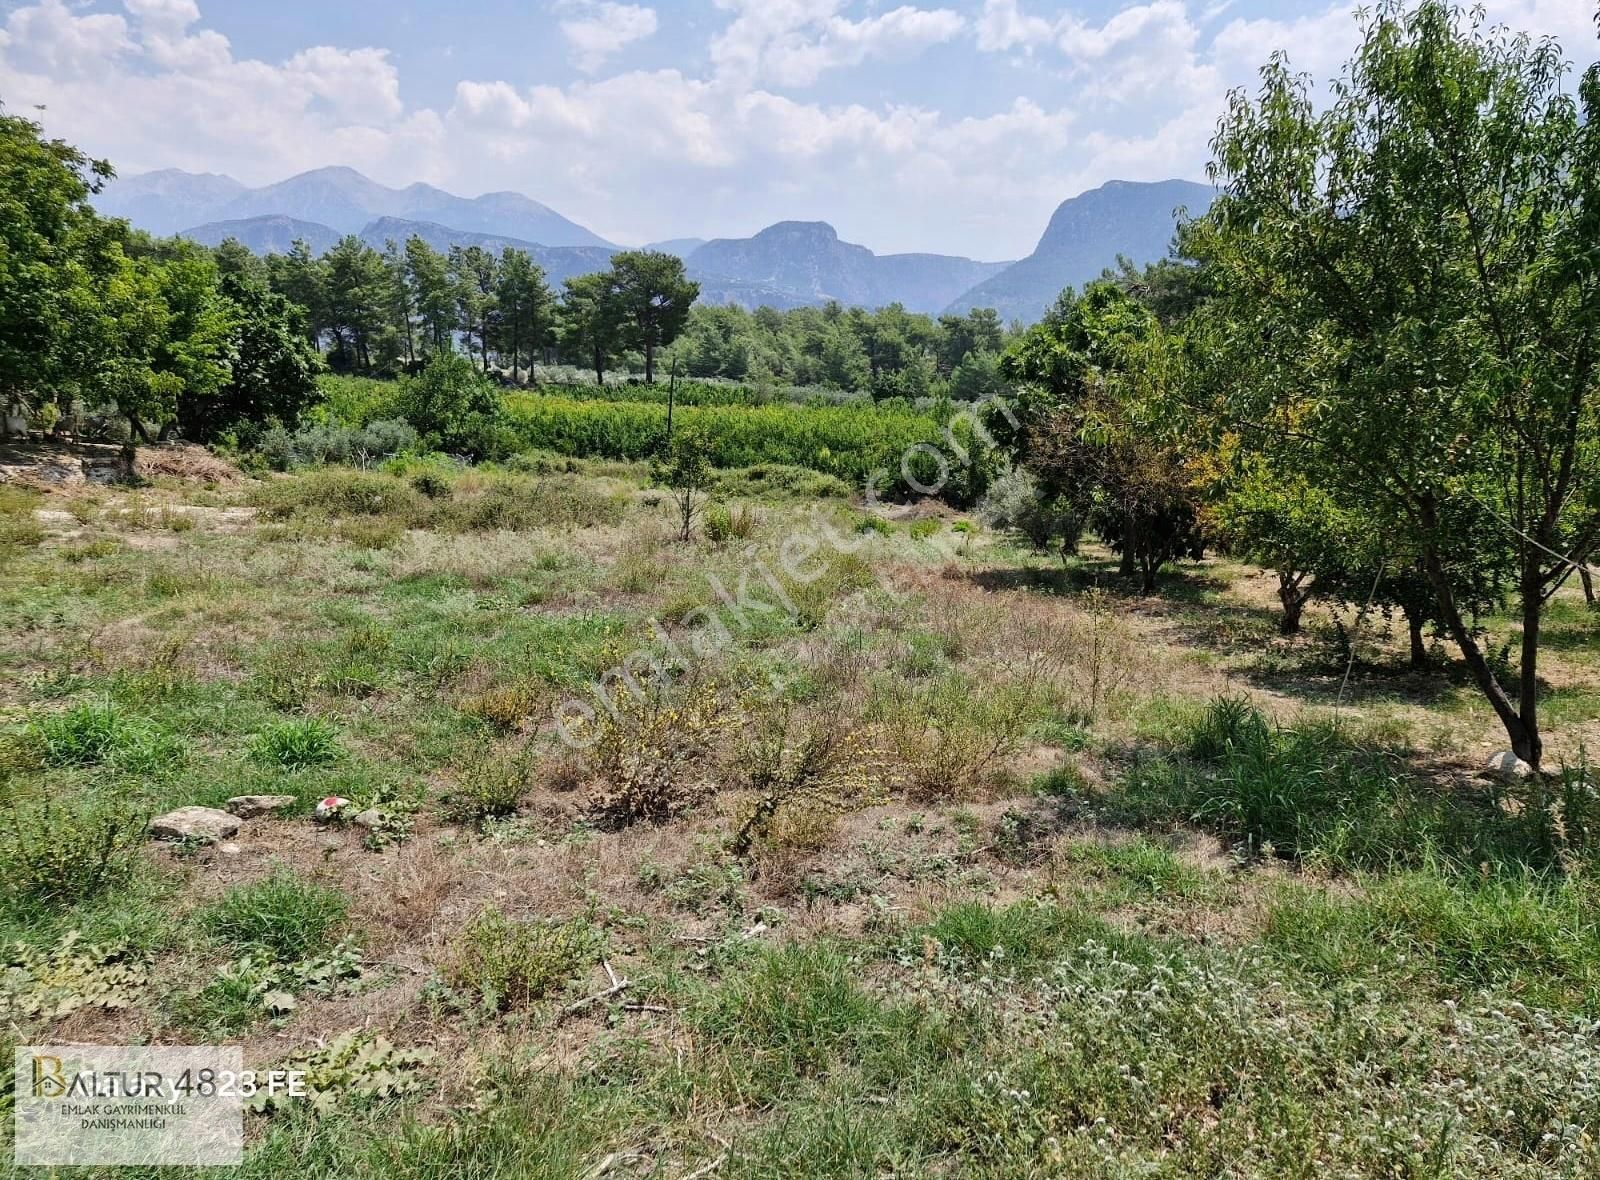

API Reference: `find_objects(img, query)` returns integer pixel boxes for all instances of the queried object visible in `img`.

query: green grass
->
[249,716,342,768]
[199,869,349,961]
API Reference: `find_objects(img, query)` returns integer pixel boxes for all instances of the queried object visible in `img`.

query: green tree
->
[266,239,327,349]
[178,273,323,441]
[493,248,552,384]
[381,238,416,369]
[608,250,699,383]
[394,351,503,457]
[406,237,454,356]
[560,272,625,385]
[0,107,112,428]
[450,245,497,374]
[655,426,714,541]
[323,236,386,371]
[999,282,1204,591]
[1188,0,1600,767]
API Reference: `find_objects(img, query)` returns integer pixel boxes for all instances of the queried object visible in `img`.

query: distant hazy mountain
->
[180,215,343,255]
[686,222,1008,315]
[944,179,1214,322]
[645,238,707,258]
[98,166,613,249]
[96,169,247,236]
[357,217,615,286]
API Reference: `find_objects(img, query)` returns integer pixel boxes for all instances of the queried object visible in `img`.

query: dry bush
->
[733,708,883,858]
[135,445,239,484]
[442,905,604,1013]
[460,681,544,732]
[371,843,462,941]
[580,671,740,829]
[877,675,1042,801]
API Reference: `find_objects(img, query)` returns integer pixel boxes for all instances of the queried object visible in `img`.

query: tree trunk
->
[1517,553,1544,769]
[1419,511,1539,767]
[645,341,655,385]
[1582,566,1595,607]
[1119,517,1137,578]
[1140,552,1160,594]
[593,348,605,386]
[511,317,521,385]
[1277,571,1308,635]
[1406,611,1427,668]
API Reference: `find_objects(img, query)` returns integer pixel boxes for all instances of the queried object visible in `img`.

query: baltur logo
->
[31,1055,68,1099]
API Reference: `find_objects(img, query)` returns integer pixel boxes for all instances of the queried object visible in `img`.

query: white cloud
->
[559,2,658,74]
[2,0,133,75]
[711,0,964,87]
[123,0,201,34]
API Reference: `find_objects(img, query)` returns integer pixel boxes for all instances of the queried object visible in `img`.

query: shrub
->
[0,485,45,552]
[394,354,505,458]
[977,466,1079,553]
[249,717,342,769]
[444,906,605,1012]
[249,469,420,521]
[581,674,738,829]
[733,710,880,858]
[257,419,418,470]
[460,683,543,732]
[421,472,626,532]
[441,748,532,824]
[200,869,348,961]
[0,799,144,911]
[703,503,760,545]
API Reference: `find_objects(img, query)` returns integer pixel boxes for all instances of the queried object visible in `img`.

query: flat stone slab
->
[148,806,240,843]
[226,794,298,819]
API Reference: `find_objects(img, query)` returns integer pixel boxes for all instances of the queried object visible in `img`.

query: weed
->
[250,716,342,769]
[0,932,147,1022]
[440,747,532,824]
[0,799,144,911]
[443,906,605,1013]
[581,673,739,829]
[199,869,349,961]
[25,699,182,772]
[251,1030,435,1115]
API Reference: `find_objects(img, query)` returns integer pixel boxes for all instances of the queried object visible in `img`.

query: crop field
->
[1,451,1596,1179]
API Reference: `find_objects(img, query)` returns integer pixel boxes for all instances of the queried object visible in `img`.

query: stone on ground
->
[1483,750,1535,781]
[225,794,297,819]
[148,806,240,843]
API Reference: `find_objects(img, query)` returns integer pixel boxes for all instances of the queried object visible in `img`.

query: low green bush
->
[249,469,421,521]
[25,700,184,774]
[444,906,605,1012]
[0,798,145,911]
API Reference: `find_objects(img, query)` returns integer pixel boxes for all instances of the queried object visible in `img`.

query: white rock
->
[352,808,384,830]
[218,842,242,857]
[1483,751,1535,781]
[314,796,353,822]
[148,807,240,843]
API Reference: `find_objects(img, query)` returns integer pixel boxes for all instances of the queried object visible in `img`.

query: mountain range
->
[95,167,1213,322]
[97,165,610,248]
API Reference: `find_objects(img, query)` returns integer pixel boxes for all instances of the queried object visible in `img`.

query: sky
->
[0,0,1596,258]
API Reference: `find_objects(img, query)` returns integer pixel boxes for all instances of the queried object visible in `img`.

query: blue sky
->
[1,1,1595,257]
